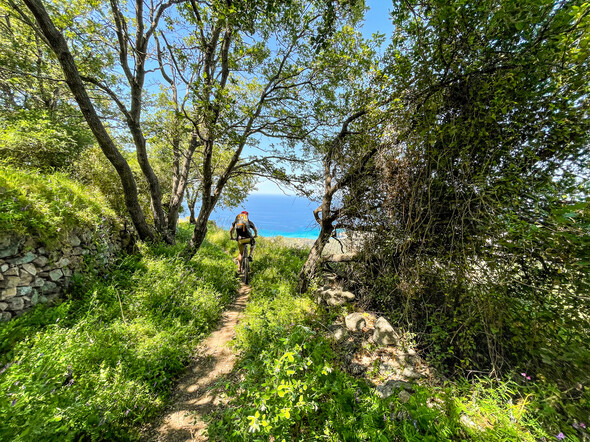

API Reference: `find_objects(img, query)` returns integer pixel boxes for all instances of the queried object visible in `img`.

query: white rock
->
[345,313,366,331]
[22,263,37,276]
[1,287,17,299]
[373,317,397,346]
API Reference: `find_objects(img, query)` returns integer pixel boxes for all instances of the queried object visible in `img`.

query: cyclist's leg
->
[237,241,245,271]
[249,238,256,260]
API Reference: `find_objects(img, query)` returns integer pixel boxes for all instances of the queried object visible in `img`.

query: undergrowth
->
[0,164,119,246]
[0,224,238,441]
[205,234,568,441]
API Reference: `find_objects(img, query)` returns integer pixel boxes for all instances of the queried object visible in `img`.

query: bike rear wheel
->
[242,244,250,284]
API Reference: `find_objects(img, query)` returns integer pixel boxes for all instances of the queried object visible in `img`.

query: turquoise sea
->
[195,194,322,239]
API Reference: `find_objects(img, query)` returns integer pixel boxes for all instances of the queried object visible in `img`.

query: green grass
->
[205,234,554,441]
[0,164,118,246]
[0,223,239,441]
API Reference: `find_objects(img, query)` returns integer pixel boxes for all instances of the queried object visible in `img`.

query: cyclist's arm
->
[252,225,258,238]
[229,223,235,239]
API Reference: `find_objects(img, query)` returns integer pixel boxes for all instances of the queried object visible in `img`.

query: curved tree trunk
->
[298,218,334,293]
[22,0,155,241]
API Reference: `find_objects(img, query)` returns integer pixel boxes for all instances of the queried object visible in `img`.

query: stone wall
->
[0,229,126,321]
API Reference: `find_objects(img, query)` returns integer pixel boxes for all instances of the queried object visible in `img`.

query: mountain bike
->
[236,238,252,285]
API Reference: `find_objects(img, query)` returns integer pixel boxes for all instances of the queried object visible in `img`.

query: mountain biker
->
[229,211,258,272]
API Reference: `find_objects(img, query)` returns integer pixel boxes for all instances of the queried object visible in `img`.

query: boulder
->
[41,281,58,294]
[18,273,34,285]
[1,311,12,321]
[34,255,48,267]
[56,258,70,268]
[17,287,33,297]
[373,317,397,346]
[7,297,24,311]
[345,312,366,331]
[33,278,45,288]
[22,263,37,276]
[1,287,17,299]
[4,267,19,277]
[401,367,422,380]
[0,243,19,259]
[5,277,20,289]
[30,291,39,306]
[322,289,355,307]
[398,390,412,403]
[0,302,8,311]
[12,252,36,265]
[328,325,348,342]
[0,263,8,272]
[69,235,81,247]
[72,247,85,256]
[49,269,63,281]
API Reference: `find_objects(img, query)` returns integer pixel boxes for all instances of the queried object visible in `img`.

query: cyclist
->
[229,211,258,272]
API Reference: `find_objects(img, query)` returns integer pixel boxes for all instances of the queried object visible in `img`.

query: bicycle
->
[236,237,252,285]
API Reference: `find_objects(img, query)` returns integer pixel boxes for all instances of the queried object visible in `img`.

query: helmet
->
[241,210,248,215]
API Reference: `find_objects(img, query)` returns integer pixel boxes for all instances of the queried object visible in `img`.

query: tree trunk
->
[187,200,215,254]
[298,221,334,293]
[22,0,154,242]
[167,133,200,238]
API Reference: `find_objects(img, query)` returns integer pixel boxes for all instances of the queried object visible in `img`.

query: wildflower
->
[556,432,566,440]
[11,399,17,407]
[580,422,586,429]
[13,197,17,202]
[125,409,130,416]
[521,372,531,380]
[14,381,19,386]
[57,227,61,232]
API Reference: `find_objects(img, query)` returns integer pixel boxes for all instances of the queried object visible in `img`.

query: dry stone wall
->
[0,230,126,321]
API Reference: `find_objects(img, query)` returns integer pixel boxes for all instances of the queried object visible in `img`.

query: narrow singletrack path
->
[144,284,250,441]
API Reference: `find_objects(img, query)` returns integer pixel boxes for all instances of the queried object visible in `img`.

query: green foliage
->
[0,224,238,440]
[0,164,118,245]
[70,146,154,223]
[0,110,93,171]
[207,236,547,441]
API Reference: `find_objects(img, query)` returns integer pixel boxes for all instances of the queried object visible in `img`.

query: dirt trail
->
[144,284,250,441]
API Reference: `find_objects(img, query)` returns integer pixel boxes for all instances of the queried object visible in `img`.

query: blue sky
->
[254,0,394,195]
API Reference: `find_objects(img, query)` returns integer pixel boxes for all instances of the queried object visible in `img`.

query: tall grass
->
[0,164,118,246]
[0,224,238,441]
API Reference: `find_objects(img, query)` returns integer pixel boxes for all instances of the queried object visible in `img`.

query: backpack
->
[235,213,250,236]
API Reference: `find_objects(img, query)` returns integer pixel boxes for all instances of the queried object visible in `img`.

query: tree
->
[291,24,389,292]
[349,0,590,376]
[150,0,365,254]
[0,4,93,170]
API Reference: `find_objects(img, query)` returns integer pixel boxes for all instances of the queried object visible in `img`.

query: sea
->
[190,194,322,239]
